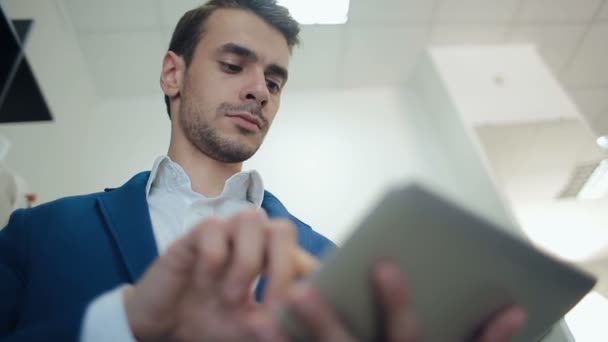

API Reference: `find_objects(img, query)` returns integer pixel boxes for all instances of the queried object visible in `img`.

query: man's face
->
[177,9,291,163]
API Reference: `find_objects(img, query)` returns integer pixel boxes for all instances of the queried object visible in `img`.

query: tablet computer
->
[278,183,596,342]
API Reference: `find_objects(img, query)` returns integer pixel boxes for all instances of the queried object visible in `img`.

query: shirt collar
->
[145,155,265,208]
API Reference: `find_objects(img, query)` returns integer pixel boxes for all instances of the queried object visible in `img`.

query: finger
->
[247,310,288,342]
[477,306,527,342]
[222,210,266,304]
[124,233,200,339]
[139,231,199,300]
[293,248,320,278]
[263,219,299,307]
[192,217,230,292]
[256,209,318,278]
[288,284,355,342]
[155,231,197,278]
[374,262,421,342]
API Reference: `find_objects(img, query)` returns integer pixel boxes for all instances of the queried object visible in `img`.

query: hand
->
[274,261,526,342]
[122,209,318,341]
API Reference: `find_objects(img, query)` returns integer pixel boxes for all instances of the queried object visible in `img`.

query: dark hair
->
[163,0,300,119]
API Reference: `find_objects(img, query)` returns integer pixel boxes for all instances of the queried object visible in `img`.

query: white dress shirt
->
[80,156,264,341]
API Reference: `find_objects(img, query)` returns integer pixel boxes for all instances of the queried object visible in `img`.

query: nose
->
[239,70,269,108]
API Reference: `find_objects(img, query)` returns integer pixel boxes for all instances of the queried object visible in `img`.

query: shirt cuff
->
[80,285,136,342]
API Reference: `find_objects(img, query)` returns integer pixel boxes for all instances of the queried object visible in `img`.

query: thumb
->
[124,235,198,339]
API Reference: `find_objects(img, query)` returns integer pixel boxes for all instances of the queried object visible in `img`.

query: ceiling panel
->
[429,45,580,126]
[339,27,429,87]
[434,0,522,24]
[590,109,608,132]
[590,111,608,135]
[480,121,601,191]
[601,1,608,19]
[562,23,608,87]
[348,0,438,26]
[64,0,160,31]
[524,121,604,174]
[430,25,508,45]
[569,87,608,119]
[569,87,608,134]
[288,25,343,89]
[58,0,608,100]
[475,123,540,182]
[516,0,602,24]
[78,31,166,98]
[508,24,586,75]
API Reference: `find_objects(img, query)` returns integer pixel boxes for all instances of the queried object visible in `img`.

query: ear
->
[160,51,185,100]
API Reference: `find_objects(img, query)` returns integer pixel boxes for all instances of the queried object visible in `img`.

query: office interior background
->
[0,0,607,340]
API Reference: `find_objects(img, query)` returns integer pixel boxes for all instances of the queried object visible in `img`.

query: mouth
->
[225,112,262,131]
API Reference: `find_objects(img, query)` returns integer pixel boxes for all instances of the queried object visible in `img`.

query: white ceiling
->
[57,0,608,133]
[477,120,606,201]
[476,120,608,296]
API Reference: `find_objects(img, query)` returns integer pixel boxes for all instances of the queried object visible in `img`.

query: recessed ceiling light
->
[278,0,350,25]
[596,135,608,150]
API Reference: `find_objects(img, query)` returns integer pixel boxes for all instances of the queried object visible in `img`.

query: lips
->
[226,112,262,130]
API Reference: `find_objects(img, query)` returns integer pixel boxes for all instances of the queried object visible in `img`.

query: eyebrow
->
[219,43,289,84]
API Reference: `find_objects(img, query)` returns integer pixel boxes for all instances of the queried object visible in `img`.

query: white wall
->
[0,86,421,243]
[0,96,169,205]
[0,0,100,204]
[248,86,420,242]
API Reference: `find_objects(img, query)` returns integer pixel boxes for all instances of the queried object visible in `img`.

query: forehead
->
[197,8,290,68]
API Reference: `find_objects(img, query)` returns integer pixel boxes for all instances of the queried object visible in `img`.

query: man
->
[0,0,526,341]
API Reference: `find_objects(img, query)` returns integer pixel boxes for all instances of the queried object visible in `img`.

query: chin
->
[224,135,262,153]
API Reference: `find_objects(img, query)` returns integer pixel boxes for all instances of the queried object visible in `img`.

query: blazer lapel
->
[262,190,313,248]
[94,176,310,286]
[97,171,158,283]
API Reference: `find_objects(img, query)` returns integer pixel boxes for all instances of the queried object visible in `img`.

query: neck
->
[167,134,242,198]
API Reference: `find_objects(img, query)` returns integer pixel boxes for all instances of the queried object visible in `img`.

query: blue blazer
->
[0,172,335,341]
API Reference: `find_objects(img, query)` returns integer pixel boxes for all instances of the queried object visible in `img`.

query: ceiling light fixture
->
[596,135,608,150]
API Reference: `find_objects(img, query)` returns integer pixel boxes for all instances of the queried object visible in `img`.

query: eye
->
[266,79,281,94]
[220,62,242,74]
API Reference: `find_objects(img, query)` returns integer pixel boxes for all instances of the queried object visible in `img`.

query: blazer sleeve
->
[0,209,84,341]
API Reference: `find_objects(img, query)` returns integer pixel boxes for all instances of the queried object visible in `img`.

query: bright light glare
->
[577,160,608,200]
[565,292,608,342]
[597,135,608,150]
[277,0,349,24]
